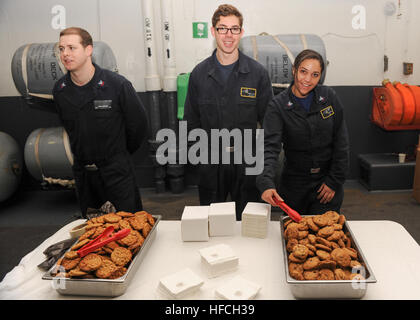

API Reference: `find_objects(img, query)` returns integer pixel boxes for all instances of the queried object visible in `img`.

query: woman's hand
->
[261,189,284,206]
[317,183,335,204]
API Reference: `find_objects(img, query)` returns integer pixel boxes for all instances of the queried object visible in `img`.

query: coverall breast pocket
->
[198,100,218,128]
[238,99,257,127]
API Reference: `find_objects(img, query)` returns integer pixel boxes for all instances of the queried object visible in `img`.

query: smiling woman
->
[257,49,350,216]
[291,50,325,98]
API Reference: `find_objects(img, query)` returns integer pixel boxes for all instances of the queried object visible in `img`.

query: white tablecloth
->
[1,220,419,300]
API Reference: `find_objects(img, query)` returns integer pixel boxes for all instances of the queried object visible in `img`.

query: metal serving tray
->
[42,215,161,297]
[280,215,376,299]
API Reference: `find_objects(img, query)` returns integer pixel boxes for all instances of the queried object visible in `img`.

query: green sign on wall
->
[192,22,208,38]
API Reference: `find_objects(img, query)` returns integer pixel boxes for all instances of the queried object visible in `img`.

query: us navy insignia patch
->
[320,105,334,119]
[240,87,257,98]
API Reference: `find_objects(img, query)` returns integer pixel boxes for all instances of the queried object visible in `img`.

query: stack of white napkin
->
[241,202,271,238]
[199,243,238,278]
[157,268,204,299]
[208,202,236,236]
[181,206,209,241]
[215,275,261,300]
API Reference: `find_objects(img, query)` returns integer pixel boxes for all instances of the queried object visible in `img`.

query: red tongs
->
[77,226,131,258]
[273,198,302,222]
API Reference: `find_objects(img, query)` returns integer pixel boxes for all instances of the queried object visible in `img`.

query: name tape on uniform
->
[320,105,334,119]
[94,100,112,111]
[240,87,257,98]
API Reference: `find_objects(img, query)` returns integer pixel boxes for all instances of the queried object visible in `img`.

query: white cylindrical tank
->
[24,127,74,181]
[0,132,23,202]
[11,41,118,99]
[240,34,327,84]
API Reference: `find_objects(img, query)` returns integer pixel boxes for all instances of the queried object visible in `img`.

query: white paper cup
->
[69,222,87,238]
[398,153,406,163]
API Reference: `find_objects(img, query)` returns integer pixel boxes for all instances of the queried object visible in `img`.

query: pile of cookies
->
[52,211,155,279]
[284,211,365,281]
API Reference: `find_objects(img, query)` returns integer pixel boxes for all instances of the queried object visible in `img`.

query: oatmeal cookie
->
[318,260,337,270]
[303,257,320,270]
[306,217,320,232]
[289,263,304,280]
[118,229,139,247]
[61,257,81,271]
[141,223,152,238]
[103,213,122,224]
[79,253,103,272]
[284,225,299,240]
[313,215,328,227]
[293,244,309,260]
[71,239,90,251]
[316,250,331,261]
[85,223,104,230]
[334,268,347,280]
[95,258,118,279]
[289,252,306,263]
[315,244,332,252]
[64,251,79,260]
[323,210,340,225]
[109,267,127,279]
[315,237,332,247]
[286,239,299,252]
[145,213,155,226]
[327,230,344,242]
[304,270,319,280]
[68,268,88,277]
[331,248,351,268]
[343,247,358,260]
[318,268,335,280]
[308,234,317,245]
[317,226,335,238]
[338,214,346,226]
[298,230,309,240]
[116,211,135,218]
[119,219,132,230]
[128,216,147,230]
[111,247,132,266]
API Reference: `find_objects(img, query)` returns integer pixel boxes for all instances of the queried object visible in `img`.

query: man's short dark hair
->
[60,27,93,48]
[212,4,243,27]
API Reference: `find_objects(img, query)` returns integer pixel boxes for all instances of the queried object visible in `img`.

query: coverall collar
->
[284,80,328,111]
[61,63,107,90]
[58,63,108,108]
[208,49,251,79]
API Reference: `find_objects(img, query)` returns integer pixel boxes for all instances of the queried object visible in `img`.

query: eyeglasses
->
[215,27,242,35]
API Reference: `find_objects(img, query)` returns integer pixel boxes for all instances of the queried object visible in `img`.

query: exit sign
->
[192,22,208,38]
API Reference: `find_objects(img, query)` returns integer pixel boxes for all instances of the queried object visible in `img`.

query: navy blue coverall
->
[184,50,273,219]
[52,64,149,217]
[256,82,349,214]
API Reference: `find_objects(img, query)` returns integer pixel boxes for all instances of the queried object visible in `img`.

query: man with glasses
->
[184,4,273,220]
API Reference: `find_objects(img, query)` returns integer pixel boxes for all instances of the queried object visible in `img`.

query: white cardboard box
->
[181,206,209,241]
[208,202,236,236]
